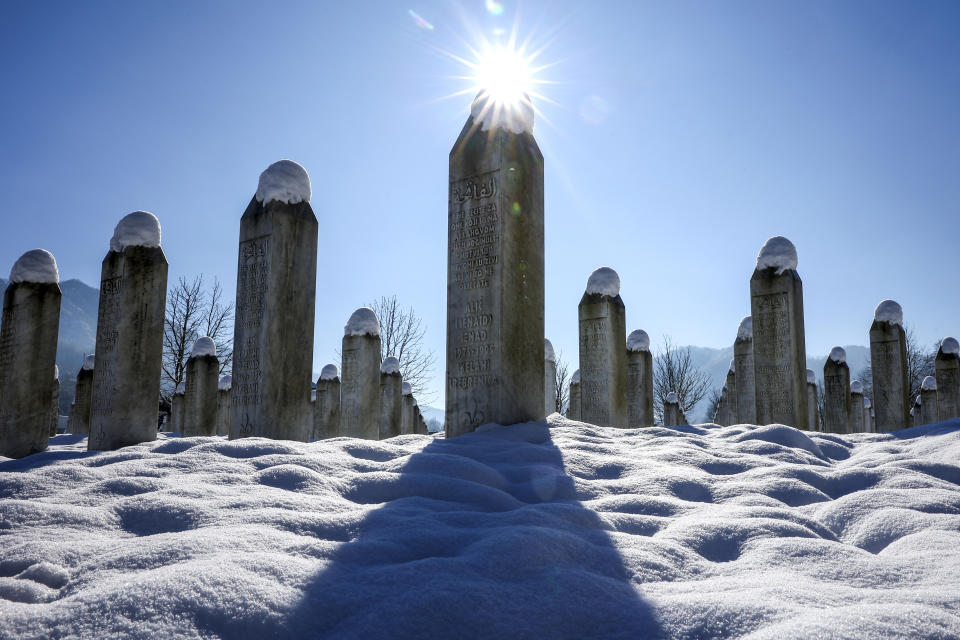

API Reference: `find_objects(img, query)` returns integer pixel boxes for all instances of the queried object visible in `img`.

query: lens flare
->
[473,44,532,108]
[408,9,434,31]
[485,0,505,16]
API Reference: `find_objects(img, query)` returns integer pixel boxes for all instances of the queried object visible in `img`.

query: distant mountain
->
[420,405,444,432]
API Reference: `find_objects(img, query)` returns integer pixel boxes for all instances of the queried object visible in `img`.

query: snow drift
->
[1,417,959,639]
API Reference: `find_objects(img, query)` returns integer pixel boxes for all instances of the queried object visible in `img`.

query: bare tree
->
[554,350,570,414]
[653,336,712,422]
[855,324,936,406]
[369,295,436,402]
[162,276,234,398]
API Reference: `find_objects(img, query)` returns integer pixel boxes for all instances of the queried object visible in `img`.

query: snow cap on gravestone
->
[850,380,864,395]
[320,364,339,380]
[570,369,580,384]
[873,300,903,326]
[728,358,736,373]
[755,236,798,275]
[191,336,216,358]
[544,339,555,363]
[381,356,401,375]
[806,369,816,385]
[864,397,872,409]
[585,266,620,297]
[627,329,650,353]
[736,316,753,341]
[922,376,937,391]
[402,381,413,396]
[829,346,846,363]
[666,391,679,404]
[54,365,59,381]
[110,211,161,253]
[218,375,232,391]
[470,90,535,135]
[9,249,59,284]
[175,382,185,395]
[345,307,380,336]
[255,160,312,206]
[940,337,959,356]
[82,354,95,371]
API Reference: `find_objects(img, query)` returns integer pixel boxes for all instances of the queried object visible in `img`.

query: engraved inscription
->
[753,293,793,420]
[579,316,610,423]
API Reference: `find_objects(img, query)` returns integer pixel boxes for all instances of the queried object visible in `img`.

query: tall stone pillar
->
[724,360,738,425]
[69,355,96,435]
[849,380,865,432]
[379,356,403,440]
[733,316,757,425]
[578,267,628,428]
[446,91,544,437]
[341,308,381,440]
[806,369,820,431]
[182,337,219,437]
[544,339,557,417]
[171,382,185,434]
[823,347,850,433]
[0,250,61,458]
[401,381,415,435]
[88,212,168,451]
[750,237,808,429]
[231,160,317,442]
[314,365,342,440]
[49,366,60,437]
[935,337,960,421]
[663,392,684,427]
[566,370,581,420]
[216,375,232,436]
[919,377,939,427]
[626,330,654,428]
[870,300,909,432]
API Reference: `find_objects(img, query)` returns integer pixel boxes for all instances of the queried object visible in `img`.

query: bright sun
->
[471,43,534,108]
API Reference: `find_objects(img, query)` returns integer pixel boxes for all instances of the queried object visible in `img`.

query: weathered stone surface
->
[566,370,581,421]
[714,387,731,426]
[231,173,317,442]
[733,317,757,425]
[379,360,403,440]
[0,278,61,457]
[863,397,873,433]
[823,353,851,433]
[870,307,909,432]
[401,384,416,435]
[919,378,939,427]
[313,367,341,440]
[544,339,557,417]
[171,384,185,434]
[806,369,820,431]
[69,362,95,435]
[445,95,544,437]
[724,364,738,425]
[48,372,60,437]
[341,311,382,440]
[216,376,232,436]
[935,339,960,421]
[182,352,219,437]
[849,383,865,433]
[664,393,684,427]
[578,270,628,428]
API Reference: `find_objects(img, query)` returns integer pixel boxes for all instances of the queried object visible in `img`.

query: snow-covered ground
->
[2,417,959,639]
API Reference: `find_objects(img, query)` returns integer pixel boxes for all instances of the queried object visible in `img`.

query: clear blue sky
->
[2,1,958,406]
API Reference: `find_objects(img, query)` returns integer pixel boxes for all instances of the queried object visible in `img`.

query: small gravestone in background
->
[566,369,581,421]
[232,160,317,442]
[750,237,808,429]
[379,356,403,439]
[341,307,382,440]
[68,355,96,435]
[544,339,557,417]
[664,392,684,427]
[733,316,757,425]
[849,380,865,433]
[48,366,60,437]
[919,376,939,427]
[806,369,820,431]
[870,300,909,432]
[216,375,232,436]
[823,347,850,433]
[626,330,654,428]
[171,382,185,434]
[714,387,731,426]
[578,267,628,428]
[314,364,341,439]
[863,397,873,432]
[935,337,960,421]
[88,212,168,451]
[401,381,415,435]
[446,91,544,437]
[911,395,922,428]
[0,250,61,458]
[182,337,219,437]
[724,359,738,425]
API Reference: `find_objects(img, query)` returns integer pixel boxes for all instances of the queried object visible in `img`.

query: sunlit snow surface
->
[2,417,959,639]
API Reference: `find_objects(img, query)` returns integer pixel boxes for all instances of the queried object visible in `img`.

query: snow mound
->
[585,266,620,297]
[380,356,400,375]
[218,375,232,391]
[320,364,338,381]
[571,369,580,384]
[470,90,535,135]
[922,376,937,391]
[344,307,379,337]
[728,358,735,373]
[940,337,960,356]
[736,316,753,341]
[9,249,58,284]
[829,346,846,363]
[544,339,555,362]
[627,329,650,352]
[666,392,679,404]
[255,160,311,205]
[109,211,161,252]
[401,381,412,396]
[191,337,216,358]
[81,355,95,371]
[806,369,816,384]
[3,418,958,638]
[874,300,903,326]
[755,236,798,275]
[851,380,864,394]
